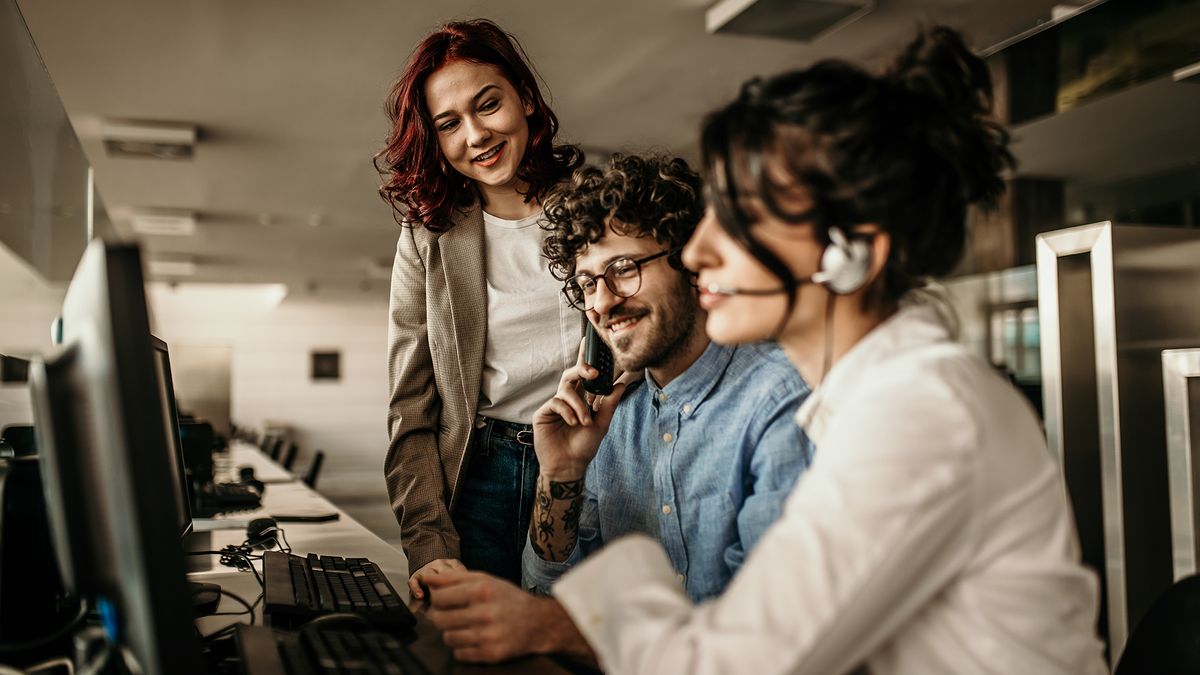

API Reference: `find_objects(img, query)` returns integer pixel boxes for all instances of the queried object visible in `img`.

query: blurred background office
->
[1,0,1199,657]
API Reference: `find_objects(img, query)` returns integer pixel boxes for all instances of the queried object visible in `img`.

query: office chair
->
[269,437,287,462]
[281,442,299,472]
[303,451,325,490]
[1115,573,1200,674]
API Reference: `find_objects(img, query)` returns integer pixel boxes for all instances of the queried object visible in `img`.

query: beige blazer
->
[384,203,576,575]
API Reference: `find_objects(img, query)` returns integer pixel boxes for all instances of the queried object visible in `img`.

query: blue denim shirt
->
[522,341,813,601]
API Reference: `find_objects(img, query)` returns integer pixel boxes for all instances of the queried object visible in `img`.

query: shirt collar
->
[644,340,737,417]
[794,301,952,442]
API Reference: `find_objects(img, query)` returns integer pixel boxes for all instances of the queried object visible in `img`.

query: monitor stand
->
[190,581,221,617]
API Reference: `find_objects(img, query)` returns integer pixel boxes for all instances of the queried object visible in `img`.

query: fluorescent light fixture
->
[706,0,872,42]
[129,209,197,236]
[101,120,196,160]
[147,258,197,277]
[146,282,289,310]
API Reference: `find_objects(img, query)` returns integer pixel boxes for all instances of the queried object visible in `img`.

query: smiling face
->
[683,194,825,347]
[575,226,701,374]
[424,60,534,194]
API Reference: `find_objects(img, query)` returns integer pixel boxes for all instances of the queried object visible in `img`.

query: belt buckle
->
[515,429,534,446]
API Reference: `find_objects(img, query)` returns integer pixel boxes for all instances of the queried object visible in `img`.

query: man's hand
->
[408,558,466,600]
[533,338,629,481]
[424,570,594,663]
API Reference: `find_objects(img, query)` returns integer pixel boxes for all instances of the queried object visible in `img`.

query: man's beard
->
[607,278,700,374]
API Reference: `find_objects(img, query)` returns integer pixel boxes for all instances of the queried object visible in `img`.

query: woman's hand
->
[409,558,467,600]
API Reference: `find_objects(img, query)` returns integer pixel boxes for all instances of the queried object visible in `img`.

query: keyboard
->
[263,551,415,632]
[236,623,431,675]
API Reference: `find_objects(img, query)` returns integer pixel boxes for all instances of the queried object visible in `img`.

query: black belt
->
[479,417,534,446]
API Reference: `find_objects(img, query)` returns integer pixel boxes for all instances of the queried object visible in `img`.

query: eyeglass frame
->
[561,249,673,312]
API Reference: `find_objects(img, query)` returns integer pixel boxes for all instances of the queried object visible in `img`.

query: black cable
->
[187,549,264,588]
[0,598,88,655]
[278,527,291,554]
[216,588,255,624]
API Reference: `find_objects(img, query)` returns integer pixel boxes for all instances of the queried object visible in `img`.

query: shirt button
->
[682,404,692,414]
[662,504,672,515]
[663,432,673,443]
[658,392,667,402]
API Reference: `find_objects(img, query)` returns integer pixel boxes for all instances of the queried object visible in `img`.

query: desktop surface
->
[188,443,574,674]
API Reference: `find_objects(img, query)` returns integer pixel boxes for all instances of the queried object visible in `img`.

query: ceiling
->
[15,0,1067,299]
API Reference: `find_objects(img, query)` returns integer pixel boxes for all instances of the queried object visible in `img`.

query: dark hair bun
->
[886,26,1013,211]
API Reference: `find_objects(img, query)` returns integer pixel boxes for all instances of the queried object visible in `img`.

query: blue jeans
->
[451,420,539,584]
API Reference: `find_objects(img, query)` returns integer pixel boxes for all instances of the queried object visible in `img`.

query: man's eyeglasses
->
[562,250,672,312]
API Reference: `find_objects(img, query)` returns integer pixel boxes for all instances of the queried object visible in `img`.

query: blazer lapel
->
[439,205,487,417]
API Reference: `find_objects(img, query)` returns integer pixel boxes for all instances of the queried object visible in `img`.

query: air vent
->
[706,0,872,42]
[101,120,196,160]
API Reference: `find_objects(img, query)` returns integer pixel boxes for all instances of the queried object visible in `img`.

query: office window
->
[988,302,1041,383]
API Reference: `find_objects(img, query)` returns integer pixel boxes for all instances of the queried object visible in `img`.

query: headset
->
[704,226,873,297]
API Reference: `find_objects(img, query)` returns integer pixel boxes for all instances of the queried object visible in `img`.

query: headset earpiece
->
[815,227,872,295]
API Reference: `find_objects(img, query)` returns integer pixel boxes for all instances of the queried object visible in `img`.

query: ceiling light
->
[147,258,196,277]
[706,0,872,42]
[129,209,197,236]
[101,120,196,160]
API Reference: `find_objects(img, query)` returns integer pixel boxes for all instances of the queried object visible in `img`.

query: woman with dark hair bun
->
[374,18,584,597]
[545,27,1107,674]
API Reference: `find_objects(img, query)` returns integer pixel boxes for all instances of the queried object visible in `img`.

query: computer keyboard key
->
[261,551,415,633]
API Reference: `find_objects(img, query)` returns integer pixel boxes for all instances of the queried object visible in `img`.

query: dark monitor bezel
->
[150,335,193,540]
[49,240,199,675]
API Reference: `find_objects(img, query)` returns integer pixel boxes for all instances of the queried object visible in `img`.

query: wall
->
[145,284,399,545]
[0,241,65,430]
[0,247,400,545]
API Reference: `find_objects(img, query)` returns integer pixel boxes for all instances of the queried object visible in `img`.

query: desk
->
[217,441,296,483]
[187,445,573,674]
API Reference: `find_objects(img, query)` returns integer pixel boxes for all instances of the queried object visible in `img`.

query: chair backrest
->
[269,437,286,462]
[281,442,299,471]
[1116,573,1200,673]
[303,451,325,490]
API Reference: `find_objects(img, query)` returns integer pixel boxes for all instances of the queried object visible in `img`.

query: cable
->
[187,549,263,588]
[0,600,88,655]
[25,657,74,675]
[216,589,255,625]
[278,527,291,554]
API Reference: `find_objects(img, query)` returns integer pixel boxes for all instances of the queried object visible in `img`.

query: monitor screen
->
[32,240,199,675]
[151,336,192,539]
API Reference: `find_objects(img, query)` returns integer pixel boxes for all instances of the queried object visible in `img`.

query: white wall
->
[0,242,65,429]
[1,245,400,543]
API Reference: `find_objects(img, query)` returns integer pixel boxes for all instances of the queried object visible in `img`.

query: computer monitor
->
[29,240,199,675]
[151,335,193,539]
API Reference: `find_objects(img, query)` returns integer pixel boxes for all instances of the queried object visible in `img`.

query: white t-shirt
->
[477,209,579,424]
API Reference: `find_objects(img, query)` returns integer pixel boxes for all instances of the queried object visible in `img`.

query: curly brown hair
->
[541,154,703,280]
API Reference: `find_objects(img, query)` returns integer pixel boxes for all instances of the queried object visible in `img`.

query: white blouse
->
[553,303,1107,675]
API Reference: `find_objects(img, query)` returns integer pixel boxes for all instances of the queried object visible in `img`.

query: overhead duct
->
[706,0,872,42]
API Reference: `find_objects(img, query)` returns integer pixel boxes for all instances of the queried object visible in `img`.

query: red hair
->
[375,19,583,231]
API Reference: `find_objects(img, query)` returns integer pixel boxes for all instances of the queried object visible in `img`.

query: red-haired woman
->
[375,18,584,598]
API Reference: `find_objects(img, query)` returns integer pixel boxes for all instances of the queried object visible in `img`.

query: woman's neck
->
[779,296,894,388]
[478,181,539,220]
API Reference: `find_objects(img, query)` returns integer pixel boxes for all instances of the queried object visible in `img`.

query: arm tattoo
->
[529,475,585,562]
